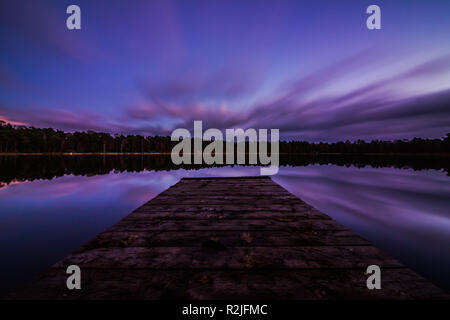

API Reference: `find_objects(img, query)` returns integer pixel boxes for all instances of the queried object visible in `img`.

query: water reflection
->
[274,166,450,293]
[0,158,449,296]
[0,154,449,185]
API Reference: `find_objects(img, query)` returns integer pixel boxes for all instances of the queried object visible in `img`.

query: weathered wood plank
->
[137,203,319,212]
[76,230,370,249]
[9,269,448,300]
[108,218,346,231]
[53,246,403,269]
[123,210,330,220]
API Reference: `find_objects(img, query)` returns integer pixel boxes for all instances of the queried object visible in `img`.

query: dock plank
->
[8,176,449,300]
[52,246,404,269]
[76,230,370,248]
[11,269,447,300]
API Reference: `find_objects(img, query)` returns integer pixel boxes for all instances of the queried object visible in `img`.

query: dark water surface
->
[0,155,449,296]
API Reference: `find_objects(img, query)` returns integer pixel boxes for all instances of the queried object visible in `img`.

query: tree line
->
[1,121,449,154]
[0,121,173,153]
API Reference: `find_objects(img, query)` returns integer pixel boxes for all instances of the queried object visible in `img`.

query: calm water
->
[0,156,449,296]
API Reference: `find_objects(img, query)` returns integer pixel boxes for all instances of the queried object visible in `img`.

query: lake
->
[0,155,449,296]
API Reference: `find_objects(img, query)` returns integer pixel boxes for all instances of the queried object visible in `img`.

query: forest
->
[1,120,449,154]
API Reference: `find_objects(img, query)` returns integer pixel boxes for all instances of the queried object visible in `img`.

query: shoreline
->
[0,152,450,156]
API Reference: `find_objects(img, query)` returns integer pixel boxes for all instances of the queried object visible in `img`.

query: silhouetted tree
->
[1,122,449,154]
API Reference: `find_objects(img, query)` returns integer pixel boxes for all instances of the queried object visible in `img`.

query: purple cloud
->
[120,52,450,141]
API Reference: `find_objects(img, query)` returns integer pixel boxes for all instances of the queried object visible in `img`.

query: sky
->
[1,0,450,141]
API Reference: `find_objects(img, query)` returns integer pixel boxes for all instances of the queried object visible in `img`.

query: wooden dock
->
[9,177,448,299]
